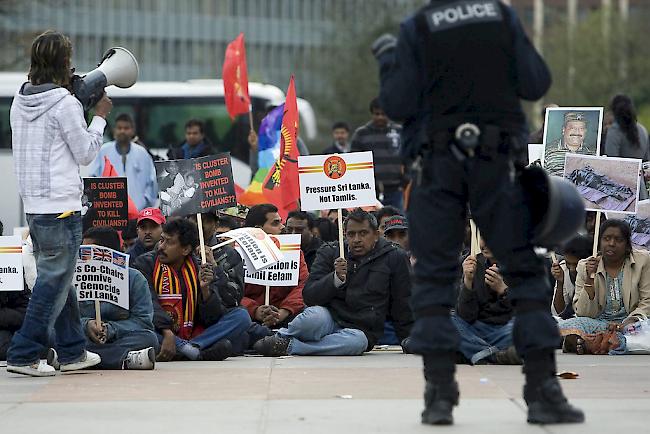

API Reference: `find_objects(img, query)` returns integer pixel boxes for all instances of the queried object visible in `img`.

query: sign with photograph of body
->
[298,151,376,211]
[0,236,23,291]
[73,245,129,310]
[606,200,650,251]
[244,234,301,286]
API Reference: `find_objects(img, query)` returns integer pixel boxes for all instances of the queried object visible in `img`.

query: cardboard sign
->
[82,177,128,231]
[298,151,376,211]
[218,227,282,272]
[73,245,129,310]
[0,236,23,291]
[245,234,301,286]
[607,200,650,251]
[564,154,641,214]
[155,154,236,217]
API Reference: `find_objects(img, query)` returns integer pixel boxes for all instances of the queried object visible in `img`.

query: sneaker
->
[421,380,459,425]
[253,334,290,357]
[525,377,585,424]
[46,348,60,370]
[7,360,56,377]
[492,346,523,365]
[199,339,232,361]
[125,347,156,370]
[60,350,101,372]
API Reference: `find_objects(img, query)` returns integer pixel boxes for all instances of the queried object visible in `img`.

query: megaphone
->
[72,47,139,111]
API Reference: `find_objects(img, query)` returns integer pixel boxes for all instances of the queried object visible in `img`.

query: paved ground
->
[1,350,649,433]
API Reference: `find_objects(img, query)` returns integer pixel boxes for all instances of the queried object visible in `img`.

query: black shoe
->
[492,346,523,365]
[525,377,585,424]
[199,339,232,361]
[421,380,459,425]
[253,334,290,356]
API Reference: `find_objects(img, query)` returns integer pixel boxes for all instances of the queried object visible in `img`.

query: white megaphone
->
[72,47,139,110]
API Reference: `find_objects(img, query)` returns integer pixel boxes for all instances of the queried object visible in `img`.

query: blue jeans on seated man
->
[7,214,87,366]
[451,313,514,365]
[157,307,251,360]
[277,306,368,356]
[86,330,159,369]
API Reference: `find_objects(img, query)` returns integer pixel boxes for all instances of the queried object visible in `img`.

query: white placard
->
[245,234,301,286]
[73,245,129,310]
[528,144,544,165]
[298,151,376,211]
[218,227,283,272]
[0,236,23,291]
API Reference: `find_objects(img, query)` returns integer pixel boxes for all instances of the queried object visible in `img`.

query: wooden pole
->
[196,213,207,264]
[248,106,255,132]
[337,209,345,258]
[265,285,270,306]
[592,211,602,257]
[94,300,103,342]
[210,238,236,250]
[469,219,478,256]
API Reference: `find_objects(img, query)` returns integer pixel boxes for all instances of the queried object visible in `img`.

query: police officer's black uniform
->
[373,0,584,425]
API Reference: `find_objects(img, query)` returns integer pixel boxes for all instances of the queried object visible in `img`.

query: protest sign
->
[82,177,128,232]
[607,200,650,251]
[298,151,376,211]
[528,144,544,165]
[0,236,23,291]
[214,227,283,272]
[245,234,301,286]
[155,154,237,217]
[542,107,603,177]
[564,154,641,214]
[73,245,129,310]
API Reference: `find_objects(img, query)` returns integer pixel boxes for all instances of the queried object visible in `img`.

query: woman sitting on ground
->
[560,219,650,353]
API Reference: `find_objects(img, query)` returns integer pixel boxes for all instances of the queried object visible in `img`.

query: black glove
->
[371,33,397,59]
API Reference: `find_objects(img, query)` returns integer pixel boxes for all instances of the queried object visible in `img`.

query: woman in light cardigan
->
[560,219,650,353]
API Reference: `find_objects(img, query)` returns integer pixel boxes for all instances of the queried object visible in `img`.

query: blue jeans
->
[7,214,86,366]
[278,306,368,355]
[451,314,514,364]
[381,188,404,212]
[377,320,400,345]
[86,330,159,369]
[157,308,251,360]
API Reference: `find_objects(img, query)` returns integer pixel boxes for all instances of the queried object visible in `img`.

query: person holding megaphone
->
[6,31,118,377]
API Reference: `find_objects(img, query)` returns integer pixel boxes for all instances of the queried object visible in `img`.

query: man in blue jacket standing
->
[373,0,584,426]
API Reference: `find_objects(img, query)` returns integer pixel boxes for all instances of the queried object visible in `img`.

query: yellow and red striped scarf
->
[154,256,199,340]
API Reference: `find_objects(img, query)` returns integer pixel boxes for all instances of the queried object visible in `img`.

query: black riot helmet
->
[519,165,586,250]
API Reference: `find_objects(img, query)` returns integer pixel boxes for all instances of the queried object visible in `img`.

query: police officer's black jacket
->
[303,238,413,350]
[133,248,244,331]
[456,253,513,326]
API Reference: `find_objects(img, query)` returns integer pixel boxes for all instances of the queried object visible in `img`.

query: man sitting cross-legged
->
[133,218,250,362]
[48,226,159,370]
[254,208,413,356]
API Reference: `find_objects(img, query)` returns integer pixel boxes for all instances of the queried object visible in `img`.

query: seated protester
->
[242,205,308,344]
[327,208,348,225]
[122,219,138,252]
[128,208,166,261]
[383,214,409,252]
[189,212,220,246]
[560,219,650,352]
[286,210,323,271]
[453,238,521,365]
[0,287,30,361]
[216,215,239,235]
[49,226,159,370]
[133,218,250,361]
[312,217,337,242]
[374,205,402,234]
[550,234,592,319]
[254,209,413,356]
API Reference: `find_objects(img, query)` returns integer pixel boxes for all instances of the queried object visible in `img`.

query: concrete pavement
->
[2,350,649,433]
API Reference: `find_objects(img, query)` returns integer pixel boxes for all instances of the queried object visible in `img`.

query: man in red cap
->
[128,208,166,261]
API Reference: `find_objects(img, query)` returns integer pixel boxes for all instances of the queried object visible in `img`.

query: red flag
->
[101,157,139,220]
[261,76,300,219]
[222,33,251,120]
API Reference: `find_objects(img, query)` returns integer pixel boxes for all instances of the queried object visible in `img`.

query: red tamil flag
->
[222,33,250,119]
[101,157,139,220]
[261,76,300,219]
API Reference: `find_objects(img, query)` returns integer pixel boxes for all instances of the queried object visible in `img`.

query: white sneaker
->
[46,348,60,370]
[60,350,101,372]
[124,347,155,370]
[7,360,56,377]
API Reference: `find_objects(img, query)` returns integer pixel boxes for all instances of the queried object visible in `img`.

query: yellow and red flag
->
[261,76,300,218]
[222,33,250,119]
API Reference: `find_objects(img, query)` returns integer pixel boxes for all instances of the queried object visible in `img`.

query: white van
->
[0,73,317,230]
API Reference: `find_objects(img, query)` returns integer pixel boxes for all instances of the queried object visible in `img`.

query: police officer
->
[372,0,584,426]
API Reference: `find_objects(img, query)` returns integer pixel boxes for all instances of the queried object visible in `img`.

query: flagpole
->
[248,104,255,132]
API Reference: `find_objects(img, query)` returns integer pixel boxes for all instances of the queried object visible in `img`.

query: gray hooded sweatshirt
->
[10,82,106,214]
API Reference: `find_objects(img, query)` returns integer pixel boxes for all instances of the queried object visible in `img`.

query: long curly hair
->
[28,31,72,87]
[610,94,640,147]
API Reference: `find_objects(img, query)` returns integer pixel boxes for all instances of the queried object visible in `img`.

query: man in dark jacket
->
[322,121,351,155]
[286,210,323,271]
[254,209,413,356]
[133,218,250,361]
[453,239,520,365]
[1,287,30,361]
[167,119,214,160]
